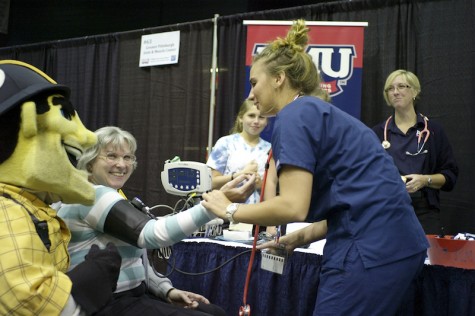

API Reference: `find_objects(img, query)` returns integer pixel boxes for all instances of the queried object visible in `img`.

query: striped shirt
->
[58,185,215,293]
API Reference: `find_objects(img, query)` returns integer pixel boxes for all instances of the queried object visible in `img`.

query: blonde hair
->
[230,99,258,134]
[253,19,321,96]
[313,87,331,102]
[383,69,421,106]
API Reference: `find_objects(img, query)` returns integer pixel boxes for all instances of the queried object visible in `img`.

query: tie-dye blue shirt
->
[207,133,271,204]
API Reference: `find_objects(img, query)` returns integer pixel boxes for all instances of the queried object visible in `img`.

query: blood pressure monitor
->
[160,161,212,196]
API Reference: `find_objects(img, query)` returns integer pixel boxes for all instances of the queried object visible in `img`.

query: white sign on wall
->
[139,31,180,67]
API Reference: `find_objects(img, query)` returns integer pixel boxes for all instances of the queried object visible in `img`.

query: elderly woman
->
[59,126,254,316]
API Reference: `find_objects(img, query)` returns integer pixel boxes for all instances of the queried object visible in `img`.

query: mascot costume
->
[0,60,122,315]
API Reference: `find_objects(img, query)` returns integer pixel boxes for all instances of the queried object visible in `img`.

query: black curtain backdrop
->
[0,34,120,127]
[0,0,9,35]
[0,0,473,233]
[117,21,214,207]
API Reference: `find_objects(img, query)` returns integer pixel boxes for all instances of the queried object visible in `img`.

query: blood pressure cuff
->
[103,199,151,247]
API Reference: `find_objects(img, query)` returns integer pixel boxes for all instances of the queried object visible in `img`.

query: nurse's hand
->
[256,232,299,255]
[257,221,327,255]
[202,190,232,220]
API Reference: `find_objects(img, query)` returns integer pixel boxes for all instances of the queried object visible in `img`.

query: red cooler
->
[427,234,475,269]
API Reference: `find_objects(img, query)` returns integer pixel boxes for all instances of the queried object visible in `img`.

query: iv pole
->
[207,14,219,159]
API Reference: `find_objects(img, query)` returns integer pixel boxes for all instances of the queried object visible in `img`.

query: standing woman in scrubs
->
[372,70,458,234]
[202,20,429,315]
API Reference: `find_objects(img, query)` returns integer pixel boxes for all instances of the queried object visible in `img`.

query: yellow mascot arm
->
[0,190,72,315]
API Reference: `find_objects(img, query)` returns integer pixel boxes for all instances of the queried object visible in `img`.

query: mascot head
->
[0,60,97,204]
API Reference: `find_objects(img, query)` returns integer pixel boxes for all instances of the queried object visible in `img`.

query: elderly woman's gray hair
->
[77,126,138,172]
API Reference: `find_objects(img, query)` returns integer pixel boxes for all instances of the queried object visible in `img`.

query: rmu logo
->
[252,44,356,97]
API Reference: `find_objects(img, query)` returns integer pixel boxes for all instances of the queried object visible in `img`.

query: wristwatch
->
[427,176,432,186]
[226,203,240,224]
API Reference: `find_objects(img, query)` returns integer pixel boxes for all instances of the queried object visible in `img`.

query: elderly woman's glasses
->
[99,153,136,164]
[385,83,411,93]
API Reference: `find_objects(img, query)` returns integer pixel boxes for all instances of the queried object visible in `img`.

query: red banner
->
[244,21,367,120]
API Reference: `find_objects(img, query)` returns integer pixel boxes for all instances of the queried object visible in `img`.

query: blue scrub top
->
[272,96,428,270]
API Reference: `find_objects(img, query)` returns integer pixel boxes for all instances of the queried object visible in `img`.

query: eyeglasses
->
[99,153,136,164]
[385,83,411,93]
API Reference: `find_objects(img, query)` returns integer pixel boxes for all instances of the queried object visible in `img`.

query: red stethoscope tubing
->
[240,149,273,315]
[382,113,430,150]
[419,115,430,145]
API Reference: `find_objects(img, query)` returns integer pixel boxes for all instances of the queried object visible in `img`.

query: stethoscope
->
[382,113,430,156]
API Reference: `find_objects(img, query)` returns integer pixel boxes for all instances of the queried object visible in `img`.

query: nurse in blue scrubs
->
[202,19,429,315]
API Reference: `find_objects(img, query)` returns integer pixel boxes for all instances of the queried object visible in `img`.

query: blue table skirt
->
[165,240,475,316]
